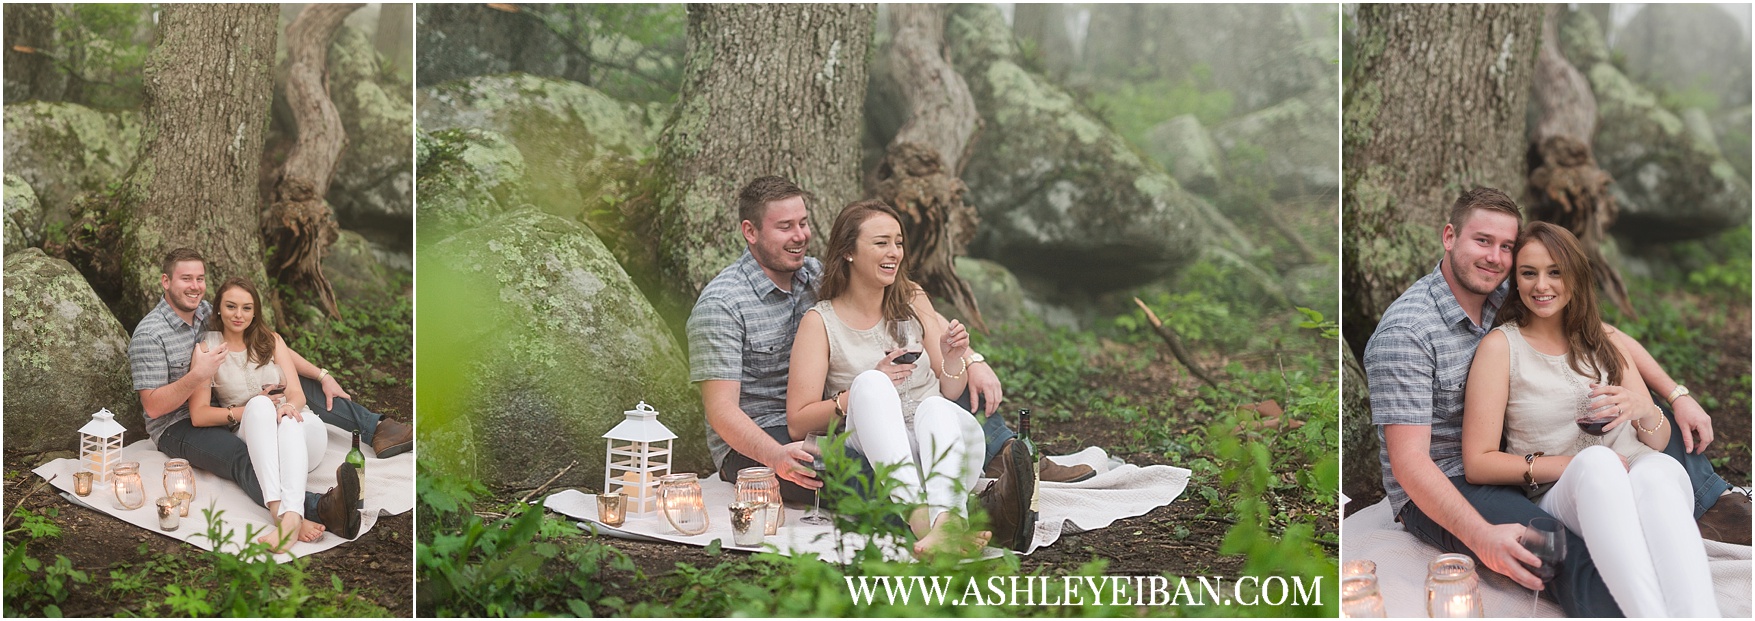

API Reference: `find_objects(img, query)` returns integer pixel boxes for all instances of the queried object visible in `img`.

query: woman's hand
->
[1587,383,1648,432]
[940,319,971,367]
[878,349,917,386]
[275,401,304,422]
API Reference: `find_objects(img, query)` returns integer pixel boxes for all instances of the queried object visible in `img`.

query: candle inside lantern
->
[111,462,145,510]
[597,492,626,527]
[1425,553,1484,618]
[657,473,709,535]
[728,501,765,546]
[156,497,179,531]
[173,491,193,518]
[73,471,94,497]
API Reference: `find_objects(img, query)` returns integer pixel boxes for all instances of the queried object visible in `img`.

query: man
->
[1364,188,1748,617]
[686,176,1091,550]
[129,248,415,539]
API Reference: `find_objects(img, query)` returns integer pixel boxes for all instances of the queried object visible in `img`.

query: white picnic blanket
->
[1342,498,1752,618]
[32,426,414,563]
[547,447,1190,562]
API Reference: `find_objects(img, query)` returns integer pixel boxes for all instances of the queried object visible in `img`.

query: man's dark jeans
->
[154,376,383,526]
[1399,475,1625,618]
[1655,402,1730,517]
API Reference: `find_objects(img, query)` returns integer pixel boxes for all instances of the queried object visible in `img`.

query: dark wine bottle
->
[1017,409,1040,512]
[347,430,366,509]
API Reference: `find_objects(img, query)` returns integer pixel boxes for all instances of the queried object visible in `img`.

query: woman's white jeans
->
[234,396,326,518]
[1537,445,1720,617]
[843,370,984,526]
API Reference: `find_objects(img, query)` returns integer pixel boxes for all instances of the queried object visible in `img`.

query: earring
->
[846,257,853,262]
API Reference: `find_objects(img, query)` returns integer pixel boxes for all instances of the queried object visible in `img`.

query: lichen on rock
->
[1,102,142,229]
[415,128,529,243]
[3,249,142,452]
[4,175,45,255]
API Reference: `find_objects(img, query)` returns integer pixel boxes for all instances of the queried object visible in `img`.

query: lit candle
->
[597,492,626,527]
[73,471,94,497]
[156,497,179,531]
[173,491,193,518]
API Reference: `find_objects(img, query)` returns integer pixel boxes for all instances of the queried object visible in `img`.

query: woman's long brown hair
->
[815,200,921,345]
[208,277,278,367]
[1497,221,1623,386]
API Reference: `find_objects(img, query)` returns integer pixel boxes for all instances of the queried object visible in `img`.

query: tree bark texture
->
[1341,4,1541,356]
[374,2,414,80]
[1527,6,1629,316]
[887,4,979,176]
[264,3,362,320]
[3,4,63,103]
[114,3,279,327]
[653,3,875,296]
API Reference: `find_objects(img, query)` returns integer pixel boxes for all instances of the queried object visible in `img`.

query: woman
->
[183,278,329,553]
[786,200,990,557]
[1460,222,1717,617]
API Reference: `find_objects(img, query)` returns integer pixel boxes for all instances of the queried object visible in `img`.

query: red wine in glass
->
[1576,417,1611,436]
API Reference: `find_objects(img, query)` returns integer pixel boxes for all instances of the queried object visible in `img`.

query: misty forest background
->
[413,3,1338,617]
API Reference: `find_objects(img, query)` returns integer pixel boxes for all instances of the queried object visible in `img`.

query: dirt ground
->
[3,361,414,617]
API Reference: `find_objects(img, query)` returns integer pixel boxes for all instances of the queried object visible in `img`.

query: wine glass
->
[798,432,831,526]
[1522,517,1566,615]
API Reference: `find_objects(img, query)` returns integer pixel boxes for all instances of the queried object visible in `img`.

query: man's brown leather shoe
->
[1698,490,1751,546]
[372,418,414,458]
[984,449,1095,483]
[978,439,1038,551]
[316,463,362,539]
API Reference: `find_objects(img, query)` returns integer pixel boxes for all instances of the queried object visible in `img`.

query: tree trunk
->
[1011,2,1074,79]
[1528,6,1630,316]
[652,4,875,296]
[108,4,279,327]
[877,4,984,331]
[264,3,362,321]
[1341,4,1541,357]
[374,2,414,80]
[3,4,63,103]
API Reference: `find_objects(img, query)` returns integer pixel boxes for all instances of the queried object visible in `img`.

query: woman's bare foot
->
[297,517,326,543]
[258,512,301,553]
[911,513,991,559]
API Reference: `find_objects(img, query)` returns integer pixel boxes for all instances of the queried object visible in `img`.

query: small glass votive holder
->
[155,497,179,532]
[173,491,193,518]
[597,492,626,527]
[728,501,766,546]
[73,471,95,497]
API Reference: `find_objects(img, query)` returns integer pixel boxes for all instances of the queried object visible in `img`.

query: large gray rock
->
[4,175,44,255]
[419,209,709,490]
[1713,106,1751,182]
[1142,115,1223,196]
[327,25,415,248]
[1,102,141,227]
[1584,61,1751,241]
[4,249,142,452]
[932,257,1028,329]
[323,229,396,304]
[1341,348,1381,512]
[947,4,1213,293]
[1212,93,1340,200]
[417,74,649,227]
[415,128,528,244]
[1614,5,1751,110]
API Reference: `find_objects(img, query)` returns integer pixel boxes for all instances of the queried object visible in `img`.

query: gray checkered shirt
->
[129,298,212,444]
[687,250,823,468]
[1363,263,1509,517]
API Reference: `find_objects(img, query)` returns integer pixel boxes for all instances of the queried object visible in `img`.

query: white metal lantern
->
[603,401,676,514]
[79,408,127,483]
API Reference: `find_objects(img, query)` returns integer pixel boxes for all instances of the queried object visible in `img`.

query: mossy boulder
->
[5,175,44,255]
[3,249,142,452]
[1142,115,1223,196]
[326,25,415,247]
[1615,5,1751,110]
[419,209,709,490]
[1213,93,1340,200]
[932,257,1028,329]
[1713,106,1751,182]
[1584,62,1751,241]
[946,4,1212,293]
[1341,348,1381,510]
[322,229,397,304]
[1,102,141,227]
[417,74,649,227]
[415,128,528,244]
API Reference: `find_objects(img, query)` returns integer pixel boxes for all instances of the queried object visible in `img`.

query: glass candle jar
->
[163,458,196,502]
[1426,553,1485,618]
[111,462,146,510]
[1341,573,1387,618]
[657,473,710,535]
[735,467,784,535]
[73,471,95,497]
[597,492,626,527]
[155,497,179,531]
[728,501,766,546]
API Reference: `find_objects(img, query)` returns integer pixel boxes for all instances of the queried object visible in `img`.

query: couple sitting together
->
[687,176,1095,556]
[1365,188,1749,617]
[128,248,414,552]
